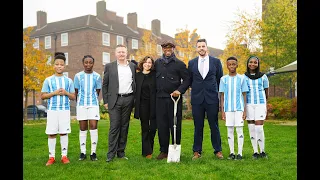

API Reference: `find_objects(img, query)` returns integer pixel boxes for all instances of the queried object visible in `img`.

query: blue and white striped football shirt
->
[219,74,249,112]
[74,71,102,107]
[244,74,269,104]
[41,75,75,110]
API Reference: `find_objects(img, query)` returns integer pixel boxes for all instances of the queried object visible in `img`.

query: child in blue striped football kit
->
[219,56,248,160]
[41,52,76,166]
[74,55,102,161]
[244,56,269,159]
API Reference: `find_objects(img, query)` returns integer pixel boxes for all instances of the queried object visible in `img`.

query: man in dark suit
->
[102,44,136,162]
[154,40,190,160]
[188,39,224,160]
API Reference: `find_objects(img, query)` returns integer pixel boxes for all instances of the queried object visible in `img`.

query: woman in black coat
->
[134,56,157,159]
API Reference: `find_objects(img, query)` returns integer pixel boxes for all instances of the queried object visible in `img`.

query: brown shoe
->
[192,152,201,160]
[156,152,168,160]
[146,154,152,159]
[215,151,224,159]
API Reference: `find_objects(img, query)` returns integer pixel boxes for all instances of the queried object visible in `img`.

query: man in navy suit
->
[188,39,224,160]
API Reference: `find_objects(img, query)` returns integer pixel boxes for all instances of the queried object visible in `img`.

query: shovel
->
[167,94,181,163]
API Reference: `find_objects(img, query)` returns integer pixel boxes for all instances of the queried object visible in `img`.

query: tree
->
[261,0,297,70]
[23,26,54,122]
[260,0,297,93]
[133,29,159,63]
[218,9,263,74]
[174,27,200,112]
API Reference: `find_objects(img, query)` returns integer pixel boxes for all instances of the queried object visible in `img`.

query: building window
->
[64,52,69,65]
[132,39,138,49]
[103,52,110,65]
[33,38,39,49]
[157,44,162,55]
[102,32,110,46]
[117,35,123,45]
[145,43,151,52]
[45,36,51,49]
[46,55,52,65]
[61,33,68,46]
[63,72,68,77]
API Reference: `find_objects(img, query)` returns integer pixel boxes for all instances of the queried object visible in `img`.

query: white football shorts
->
[45,110,71,134]
[225,111,244,126]
[76,106,100,121]
[245,104,267,120]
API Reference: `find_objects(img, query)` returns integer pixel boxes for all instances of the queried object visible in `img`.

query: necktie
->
[199,58,205,78]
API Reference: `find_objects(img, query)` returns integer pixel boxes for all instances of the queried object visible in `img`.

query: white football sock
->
[60,135,68,156]
[227,126,234,154]
[236,126,244,156]
[248,124,258,153]
[48,138,56,158]
[79,130,87,154]
[90,129,98,155]
[255,125,265,153]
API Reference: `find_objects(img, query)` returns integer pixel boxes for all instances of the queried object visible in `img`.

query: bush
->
[267,97,297,120]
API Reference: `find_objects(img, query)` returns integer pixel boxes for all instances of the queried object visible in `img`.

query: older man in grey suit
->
[102,44,136,162]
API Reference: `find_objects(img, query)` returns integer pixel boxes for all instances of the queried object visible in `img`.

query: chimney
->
[116,16,123,23]
[37,11,47,29]
[151,19,161,37]
[96,0,107,23]
[127,12,137,30]
[106,10,117,21]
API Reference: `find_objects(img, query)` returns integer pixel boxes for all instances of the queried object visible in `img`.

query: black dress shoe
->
[106,158,113,162]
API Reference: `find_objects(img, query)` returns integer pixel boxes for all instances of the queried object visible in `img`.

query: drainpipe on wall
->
[54,33,57,54]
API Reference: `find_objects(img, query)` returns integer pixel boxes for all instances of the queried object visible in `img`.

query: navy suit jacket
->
[188,56,223,105]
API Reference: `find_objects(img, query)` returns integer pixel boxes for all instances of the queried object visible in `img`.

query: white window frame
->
[145,43,151,52]
[46,55,52,65]
[157,44,162,55]
[102,52,110,65]
[64,52,69,65]
[63,72,69,77]
[61,33,68,46]
[33,38,39,49]
[132,39,138,49]
[117,35,124,45]
[45,36,51,49]
[102,32,110,46]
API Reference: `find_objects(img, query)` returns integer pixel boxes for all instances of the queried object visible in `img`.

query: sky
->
[23,0,261,50]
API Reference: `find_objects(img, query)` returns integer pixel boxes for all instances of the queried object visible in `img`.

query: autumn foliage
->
[23,26,55,121]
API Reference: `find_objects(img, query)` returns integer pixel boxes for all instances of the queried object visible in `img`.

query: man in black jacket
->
[154,40,190,160]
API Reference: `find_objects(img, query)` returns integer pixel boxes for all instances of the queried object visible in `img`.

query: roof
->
[26,14,223,53]
[274,60,297,73]
[27,14,174,43]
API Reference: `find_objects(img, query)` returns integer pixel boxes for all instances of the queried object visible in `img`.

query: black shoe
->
[79,153,86,161]
[236,154,243,160]
[260,152,268,159]
[227,153,235,160]
[252,153,259,159]
[118,156,128,160]
[106,157,113,162]
[90,153,98,161]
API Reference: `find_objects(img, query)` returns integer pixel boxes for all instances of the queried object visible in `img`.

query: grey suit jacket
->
[102,60,136,109]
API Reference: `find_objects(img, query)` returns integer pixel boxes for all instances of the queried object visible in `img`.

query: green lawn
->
[23,118,297,180]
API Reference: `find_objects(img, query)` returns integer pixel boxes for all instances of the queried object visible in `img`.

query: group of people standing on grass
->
[40,38,269,166]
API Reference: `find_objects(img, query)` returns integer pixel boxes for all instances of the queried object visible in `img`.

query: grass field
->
[23,118,297,180]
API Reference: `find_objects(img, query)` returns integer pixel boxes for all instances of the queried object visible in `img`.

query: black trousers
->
[156,97,182,153]
[139,98,157,156]
[107,95,134,159]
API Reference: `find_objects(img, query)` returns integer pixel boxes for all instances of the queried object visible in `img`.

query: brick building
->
[24,0,223,114]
